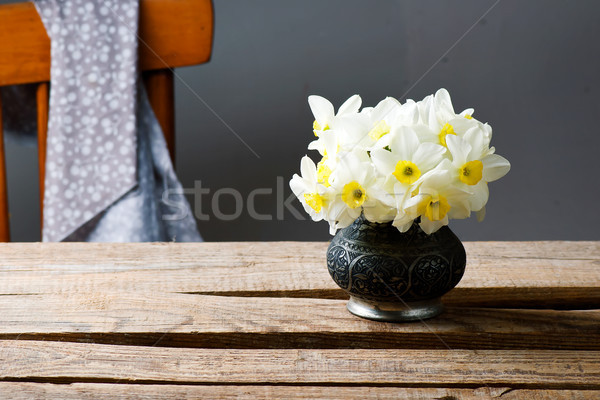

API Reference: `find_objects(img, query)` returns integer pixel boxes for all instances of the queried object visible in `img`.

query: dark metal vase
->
[327,215,466,322]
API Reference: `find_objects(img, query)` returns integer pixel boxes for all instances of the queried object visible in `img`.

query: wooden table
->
[0,241,598,399]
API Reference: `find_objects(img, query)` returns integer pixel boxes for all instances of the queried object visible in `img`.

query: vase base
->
[347,296,444,322]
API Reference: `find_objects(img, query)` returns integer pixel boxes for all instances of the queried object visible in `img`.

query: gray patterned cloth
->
[0,0,201,242]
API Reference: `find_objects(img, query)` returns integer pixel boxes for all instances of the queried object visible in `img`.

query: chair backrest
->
[0,0,214,241]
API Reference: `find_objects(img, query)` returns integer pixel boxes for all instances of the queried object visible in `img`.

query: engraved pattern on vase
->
[327,215,466,303]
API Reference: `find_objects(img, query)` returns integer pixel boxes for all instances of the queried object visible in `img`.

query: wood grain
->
[0,242,597,308]
[0,341,597,388]
[0,92,9,242]
[143,70,175,163]
[138,0,213,71]
[36,82,49,233]
[1,383,598,400]
[0,291,598,350]
[0,242,597,394]
[0,0,213,86]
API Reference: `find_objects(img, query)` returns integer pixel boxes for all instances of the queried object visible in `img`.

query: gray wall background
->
[2,0,599,242]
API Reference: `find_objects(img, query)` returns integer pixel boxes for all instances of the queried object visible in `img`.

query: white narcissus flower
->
[290,90,510,235]
[416,88,482,148]
[307,95,364,182]
[387,99,420,129]
[445,129,510,220]
[308,130,339,188]
[289,156,332,222]
[361,97,401,143]
[327,151,394,234]
[371,126,447,192]
[308,94,361,137]
[397,165,472,234]
[333,96,401,152]
[370,126,447,229]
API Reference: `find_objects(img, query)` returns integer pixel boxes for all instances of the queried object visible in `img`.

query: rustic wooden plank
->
[0,242,598,308]
[462,241,599,260]
[0,341,597,388]
[0,0,213,86]
[0,241,595,267]
[1,383,598,400]
[0,292,598,350]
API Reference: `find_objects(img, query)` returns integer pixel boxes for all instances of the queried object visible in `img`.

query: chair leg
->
[143,69,175,165]
[0,93,10,242]
[37,82,49,237]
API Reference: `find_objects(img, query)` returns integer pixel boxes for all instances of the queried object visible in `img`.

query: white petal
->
[403,193,427,215]
[417,166,451,193]
[482,123,493,142]
[392,205,415,232]
[391,101,419,126]
[336,114,370,145]
[434,88,455,116]
[417,95,433,123]
[459,108,474,117]
[412,142,446,171]
[300,156,317,182]
[392,217,414,233]
[338,94,362,115]
[346,207,362,222]
[319,130,338,155]
[419,215,448,234]
[468,181,489,212]
[370,97,400,122]
[289,174,307,197]
[434,88,451,103]
[307,138,323,152]
[327,198,349,222]
[463,127,488,160]
[447,197,471,220]
[391,182,411,207]
[329,224,338,236]
[449,117,475,135]
[308,95,334,123]
[476,206,486,222]
[330,152,370,186]
[391,126,419,160]
[404,101,420,125]
[411,124,438,144]
[482,154,510,182]
[307,207,324,222]
[363,200,395,223]
[445,134,470,165]
[371,148,397,176]
[427,101,441,130]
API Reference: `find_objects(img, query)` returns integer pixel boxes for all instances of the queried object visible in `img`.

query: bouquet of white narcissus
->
[289,89,510,235]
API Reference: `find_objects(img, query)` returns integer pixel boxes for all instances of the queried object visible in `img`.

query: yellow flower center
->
[316,159,332,187]
[438,123,456,147]
[459,160,483,185]
[392,160,421,184]
[303,193,326,213]
[342,181,366,209]
[464,114,472,120]
[425,195,451,221]
[313,120,330,137]
[368,120,391,141]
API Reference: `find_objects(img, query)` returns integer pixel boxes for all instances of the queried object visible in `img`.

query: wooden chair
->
[0,0,214,241]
